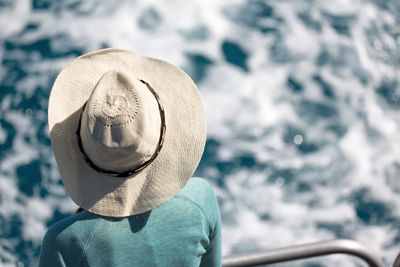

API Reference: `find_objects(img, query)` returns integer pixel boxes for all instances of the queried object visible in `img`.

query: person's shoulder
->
[42,211,99,246]
[176,177,219,222]
[178,177,215,199]
[40,211,100,266]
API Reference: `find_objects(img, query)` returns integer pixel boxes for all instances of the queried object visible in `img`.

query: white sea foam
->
[0,112,39,173]
[23,198,53,241]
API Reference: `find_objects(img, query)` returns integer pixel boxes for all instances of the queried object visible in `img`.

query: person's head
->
[49,48,206,217]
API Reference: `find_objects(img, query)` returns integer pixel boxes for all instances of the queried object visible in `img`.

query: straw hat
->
[48,48,206,217]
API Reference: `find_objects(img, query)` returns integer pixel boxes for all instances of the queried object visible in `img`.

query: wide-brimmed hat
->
[48,48,206,217]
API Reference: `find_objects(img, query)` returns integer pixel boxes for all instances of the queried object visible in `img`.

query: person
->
[39,48,221,267]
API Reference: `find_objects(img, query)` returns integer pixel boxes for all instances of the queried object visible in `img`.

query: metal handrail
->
[222,239,385,267]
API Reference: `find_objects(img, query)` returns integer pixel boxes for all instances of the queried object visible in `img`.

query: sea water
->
[1,0,400,266]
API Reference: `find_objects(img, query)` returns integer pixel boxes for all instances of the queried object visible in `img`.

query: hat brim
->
[48,48,206,217]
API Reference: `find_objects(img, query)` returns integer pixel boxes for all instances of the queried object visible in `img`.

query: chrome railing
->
[222,239,385,267]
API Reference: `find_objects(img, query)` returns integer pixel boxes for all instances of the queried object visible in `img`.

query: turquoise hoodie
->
[39,177,221,267]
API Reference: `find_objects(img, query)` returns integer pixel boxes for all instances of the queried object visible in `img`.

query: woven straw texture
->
[48,48,206,217]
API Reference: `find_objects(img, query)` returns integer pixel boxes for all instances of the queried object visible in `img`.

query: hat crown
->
[80,70,161,173]
[101,89,134,118]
